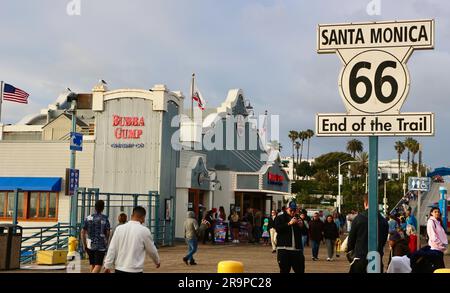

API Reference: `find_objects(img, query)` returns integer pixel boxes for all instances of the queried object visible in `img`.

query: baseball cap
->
[288,201,297,210]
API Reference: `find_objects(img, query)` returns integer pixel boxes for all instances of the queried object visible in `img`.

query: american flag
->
[2,83,29,104]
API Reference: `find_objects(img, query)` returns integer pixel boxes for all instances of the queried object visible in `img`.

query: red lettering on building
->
[112,115,145,140]
[268,172,283,185]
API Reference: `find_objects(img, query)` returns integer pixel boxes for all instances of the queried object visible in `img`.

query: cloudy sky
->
[0,0,448,169]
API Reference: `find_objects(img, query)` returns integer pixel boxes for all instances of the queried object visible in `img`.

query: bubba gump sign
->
[112,115,145,139]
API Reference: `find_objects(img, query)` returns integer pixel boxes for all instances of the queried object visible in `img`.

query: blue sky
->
[0,0,448,169]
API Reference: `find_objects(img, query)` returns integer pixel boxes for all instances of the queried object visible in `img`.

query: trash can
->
[0,224,22,270]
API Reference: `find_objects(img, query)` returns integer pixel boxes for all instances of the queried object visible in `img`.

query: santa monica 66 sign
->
[316,19,435,136]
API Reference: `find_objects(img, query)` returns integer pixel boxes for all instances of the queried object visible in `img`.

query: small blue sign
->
[69,169,79,195]
[70,132,83,151]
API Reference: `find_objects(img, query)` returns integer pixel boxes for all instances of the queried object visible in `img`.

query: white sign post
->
[315,19,436,273]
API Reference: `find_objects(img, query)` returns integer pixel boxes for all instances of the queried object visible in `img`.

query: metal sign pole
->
[338,161,341,214]
[70,99,77,236]
[417,189,421,249]
[417,170,422,250]
[368,136,379,273]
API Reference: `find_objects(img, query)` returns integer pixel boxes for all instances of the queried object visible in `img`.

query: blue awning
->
[0,177,62,191]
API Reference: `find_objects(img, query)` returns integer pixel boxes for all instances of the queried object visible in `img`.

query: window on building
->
[0,192,5,217]
[7,192,24,218]
[0,191,58,221]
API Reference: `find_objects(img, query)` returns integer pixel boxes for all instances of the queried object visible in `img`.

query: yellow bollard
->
[217,261,244,273]
[434,268,450,273]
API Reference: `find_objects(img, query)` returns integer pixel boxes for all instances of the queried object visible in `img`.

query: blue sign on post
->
[67,168,79,196]
[70,132,83,151]
[408,177,431,192]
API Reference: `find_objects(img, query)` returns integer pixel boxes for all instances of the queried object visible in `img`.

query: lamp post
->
[383,177,392,217]
[338,160,358,214]
[68,94,78,236]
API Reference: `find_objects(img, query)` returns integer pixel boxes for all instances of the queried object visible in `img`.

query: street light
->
[383,176,393,217]
[338,160,358,213]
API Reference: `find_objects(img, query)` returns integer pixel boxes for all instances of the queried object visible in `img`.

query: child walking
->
[262,218,270,245]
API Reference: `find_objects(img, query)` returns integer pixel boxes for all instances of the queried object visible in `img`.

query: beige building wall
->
[42,117,86,141]
[0,141,94,226]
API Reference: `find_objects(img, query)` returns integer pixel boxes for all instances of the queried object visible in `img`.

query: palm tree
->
[394,141,405,179]
[295,141,301,179]
[346,139,363,158]
[404,137,416,169]
[410,140,420,166]
[305,129,314,162]
[288,131,298,179]
[356,152,369,178]
[298,131,308,163]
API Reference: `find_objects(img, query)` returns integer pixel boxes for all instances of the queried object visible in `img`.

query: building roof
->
[42,112,89,129]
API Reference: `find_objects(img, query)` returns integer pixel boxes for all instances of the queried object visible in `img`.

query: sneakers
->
[182,257,188,265]
[327,257,331,261]
[312,257,318,261]
[190,259,197,265]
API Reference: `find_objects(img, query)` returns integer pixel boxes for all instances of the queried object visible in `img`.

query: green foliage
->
[296,161,315,177]
[313,152,354,177]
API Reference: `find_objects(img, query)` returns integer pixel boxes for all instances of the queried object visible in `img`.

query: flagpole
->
[191,73,195,120]
[0,81,3,124]
[191,73,195,150]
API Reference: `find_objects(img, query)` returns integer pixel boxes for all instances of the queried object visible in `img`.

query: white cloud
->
[0,0,447,168]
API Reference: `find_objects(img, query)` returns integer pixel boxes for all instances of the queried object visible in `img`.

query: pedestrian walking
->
[347,194,389,273]
[262,218,270,245]
[254,210,263,244]
[323,215,339,261]
[309,212,324,261]
[229,209,240,243]
[183,211,199,265]
[405,209,417,229]
[202,210,215,244]
[218,206,226,222]
[387,231,410,267]
[245,208,255,243]
[426,207,448,269]
[109,212,127,242]
[269,210,277,253]
[388,214,398,233]
[406,225,418,254]
[299,212,309,249]
[103,206,160,273]
[81,200,111,273]
[274,201,305,273]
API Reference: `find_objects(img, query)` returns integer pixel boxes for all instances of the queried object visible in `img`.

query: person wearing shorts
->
[81,200,111,273]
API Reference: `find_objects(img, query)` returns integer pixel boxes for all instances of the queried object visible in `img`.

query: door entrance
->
[188,189,206,222]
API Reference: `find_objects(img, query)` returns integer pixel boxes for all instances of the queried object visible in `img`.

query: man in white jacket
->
[104,206,161,273]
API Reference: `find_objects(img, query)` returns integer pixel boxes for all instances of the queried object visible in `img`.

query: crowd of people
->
[78,196,447,273]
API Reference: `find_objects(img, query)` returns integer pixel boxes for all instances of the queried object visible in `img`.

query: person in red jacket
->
[406,225,417,253]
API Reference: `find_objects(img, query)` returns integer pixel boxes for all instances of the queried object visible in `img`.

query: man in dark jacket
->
[274,201,305,273]
[309,212,324,260]
[348,194,389,273]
